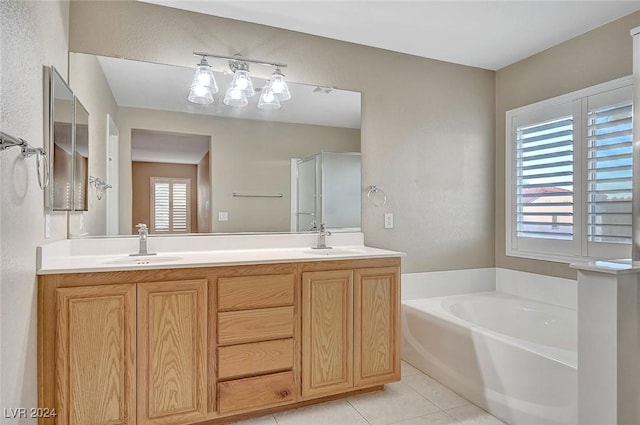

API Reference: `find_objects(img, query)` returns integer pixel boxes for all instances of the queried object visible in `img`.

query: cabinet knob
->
[279,389,291,398]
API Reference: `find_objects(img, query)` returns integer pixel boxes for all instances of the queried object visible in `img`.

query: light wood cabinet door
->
[137,280,208,425]
[354,267,401,387]
[55,284,136,425]
[301,270,353,399]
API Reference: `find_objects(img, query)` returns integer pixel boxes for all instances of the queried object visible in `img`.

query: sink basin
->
[303,248,368,256]
[102,255,183,265]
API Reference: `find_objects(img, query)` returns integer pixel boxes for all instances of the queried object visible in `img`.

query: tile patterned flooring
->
[227,362,506,425]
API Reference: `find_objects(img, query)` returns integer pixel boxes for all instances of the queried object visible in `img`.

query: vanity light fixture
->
[188,56,218,105]
[189,51,291,110]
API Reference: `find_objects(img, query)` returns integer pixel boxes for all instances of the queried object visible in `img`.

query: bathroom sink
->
[102,255,183,265]
[303,248,368,256]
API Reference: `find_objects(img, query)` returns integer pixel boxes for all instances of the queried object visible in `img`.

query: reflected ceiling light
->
[268,68,290,101]
[188,51,291,110]
[313,85,334,94]
[228,60,255,98]
[257,85,281,110]
[223,87,249,107]
[188,57,218,105]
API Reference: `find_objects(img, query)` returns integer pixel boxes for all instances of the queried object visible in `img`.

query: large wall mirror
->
[68,53,362,236]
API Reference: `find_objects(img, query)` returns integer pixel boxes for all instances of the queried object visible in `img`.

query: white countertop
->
[37,233,404,275]
[570,258,640,275]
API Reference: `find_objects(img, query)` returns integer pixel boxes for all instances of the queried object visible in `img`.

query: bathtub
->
[402,292,577,425]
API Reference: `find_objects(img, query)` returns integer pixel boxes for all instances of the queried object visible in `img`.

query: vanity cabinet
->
[137,279,208,425]
[216,273,297,414]
[54,284,136,425]
[39,258,399,425]
[302,270,354,398]
[301,265,400,400]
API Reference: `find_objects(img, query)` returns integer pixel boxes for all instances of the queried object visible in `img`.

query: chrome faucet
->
[312,223,332,249]
[130,223,156,256]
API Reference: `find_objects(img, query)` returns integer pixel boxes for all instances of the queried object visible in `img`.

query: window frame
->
[505,76,632,263]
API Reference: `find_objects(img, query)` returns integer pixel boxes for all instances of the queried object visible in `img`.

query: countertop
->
[37,233,404,274]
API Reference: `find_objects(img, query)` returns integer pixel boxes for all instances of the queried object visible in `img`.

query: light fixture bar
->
[193,51,287,68]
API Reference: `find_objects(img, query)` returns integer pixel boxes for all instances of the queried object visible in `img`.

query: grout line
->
[345,397,373,424]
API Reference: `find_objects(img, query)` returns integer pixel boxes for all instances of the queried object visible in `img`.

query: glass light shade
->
[229,69,255,97]
[257,85,281,110]
[269,69,291,101]
[188,84,214,105]
[223,87,248,107]
[188,61,218,104]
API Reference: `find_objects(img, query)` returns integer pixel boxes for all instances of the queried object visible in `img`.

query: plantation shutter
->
[586,91,633,245]
[151,177,191,233]
[516,116,574,240]
[153,181,171,232]
[172,181,189,232]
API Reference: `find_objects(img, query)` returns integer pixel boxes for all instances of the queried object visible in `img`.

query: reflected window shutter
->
[153,181,170,232]
[172,182,188,232]
[516,116,574,240]
[587,101,633,244]
[151,177,190,233]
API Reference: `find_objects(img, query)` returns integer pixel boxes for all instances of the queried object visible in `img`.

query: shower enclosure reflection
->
[295,152,361,232]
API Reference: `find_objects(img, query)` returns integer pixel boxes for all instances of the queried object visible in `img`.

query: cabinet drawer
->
[218,338,294,380]
[218,371,295,413]
[218,306,294,345]
[218,274,295,311]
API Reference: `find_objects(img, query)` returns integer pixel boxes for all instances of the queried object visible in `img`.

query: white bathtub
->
[402,292,577,425]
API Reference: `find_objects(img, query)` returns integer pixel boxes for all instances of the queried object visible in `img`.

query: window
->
[506,77,632,262]
[151,177,191,233]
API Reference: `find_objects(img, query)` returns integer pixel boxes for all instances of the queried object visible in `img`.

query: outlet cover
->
[384,213,393,229]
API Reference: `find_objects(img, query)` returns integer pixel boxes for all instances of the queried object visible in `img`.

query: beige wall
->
[0,0,69,421]
[69,0,496,272]
[116,106,361,233]
[68,52,119,236]
[132,161,198,233]
[495,11,640,279]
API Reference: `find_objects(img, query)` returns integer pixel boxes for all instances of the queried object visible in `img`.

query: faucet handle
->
[136,223,148,233]
[320,223,331,235]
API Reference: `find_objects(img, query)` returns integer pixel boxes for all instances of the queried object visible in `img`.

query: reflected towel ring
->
[367,185,387,207]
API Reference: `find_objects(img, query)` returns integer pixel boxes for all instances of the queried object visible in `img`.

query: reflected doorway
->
[131,129,211,234]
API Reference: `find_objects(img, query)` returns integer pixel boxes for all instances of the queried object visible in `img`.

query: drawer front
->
[218,371,295,413]
[218,274,295,311]
[218,306,294,345]
[218,338,294,380]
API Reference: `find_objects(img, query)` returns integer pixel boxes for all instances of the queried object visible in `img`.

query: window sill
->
[505,248,625,265]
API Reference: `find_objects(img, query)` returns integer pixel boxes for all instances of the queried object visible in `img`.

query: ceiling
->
[139,0,640,70]
[132,130,211,164]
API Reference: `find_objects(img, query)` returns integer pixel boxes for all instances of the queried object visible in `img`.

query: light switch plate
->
[218,211,229,222]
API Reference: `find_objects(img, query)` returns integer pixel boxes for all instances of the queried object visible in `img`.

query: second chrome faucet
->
[312,223,332,250]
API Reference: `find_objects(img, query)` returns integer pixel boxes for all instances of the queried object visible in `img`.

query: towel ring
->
[367,185,387,207]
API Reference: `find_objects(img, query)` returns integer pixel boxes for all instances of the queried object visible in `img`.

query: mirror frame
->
[45,66,75,211]
[73,98,89,211]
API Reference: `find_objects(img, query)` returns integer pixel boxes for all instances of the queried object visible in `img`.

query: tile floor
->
[227,361,506,425]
